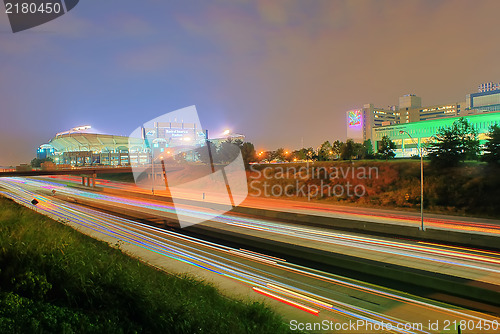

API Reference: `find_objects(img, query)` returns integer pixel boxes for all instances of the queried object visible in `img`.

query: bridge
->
[0,167,133,188]
[0,165,184,188]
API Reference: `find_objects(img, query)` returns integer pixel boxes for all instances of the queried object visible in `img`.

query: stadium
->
[37,125,244,167]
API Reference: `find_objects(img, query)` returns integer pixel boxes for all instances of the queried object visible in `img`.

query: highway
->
[7,176,500,289]
[1,177,500,333]
[43,174,500,237]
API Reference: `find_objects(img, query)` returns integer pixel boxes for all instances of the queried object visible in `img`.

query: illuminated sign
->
[348,110,362,127]
[166,129,189,137]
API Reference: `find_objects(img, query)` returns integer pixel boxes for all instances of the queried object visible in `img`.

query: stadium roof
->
[48,133,144,153]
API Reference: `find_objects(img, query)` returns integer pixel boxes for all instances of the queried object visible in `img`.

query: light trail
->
[17,177,500,278]
[1,177,500,333]
[43,174,500,235]
[252,287,320,316]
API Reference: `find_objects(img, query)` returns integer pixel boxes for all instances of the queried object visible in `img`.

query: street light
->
[151,148,155,195]
[399,130,425,231]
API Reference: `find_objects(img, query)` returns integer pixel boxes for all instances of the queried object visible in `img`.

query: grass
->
[96,172,135,183]
[0,196,292,334]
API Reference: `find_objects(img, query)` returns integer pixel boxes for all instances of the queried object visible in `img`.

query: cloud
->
[1,0,500,165]
[170,0,500,150]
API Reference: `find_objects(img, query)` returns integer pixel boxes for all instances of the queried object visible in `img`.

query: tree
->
[283,150,294,162]
[218,140,240,163]
[239,142,257,168]
[292,148,307,161]
[30,157,53,167]
[306,147,318,161]
[362,139,374,159]
[257,151,269,162]
[291,149,303,161]
[194,141,218,165]
[331,140,343,160]
[482,124,500,166]
[377,135,396,160]
[341,139,355,160]
[456,117,480,161]
[353,142,364,159]
[426,128,461,167]
[270,148,286,162]
[427,117,480,168]
[317,141,332,161]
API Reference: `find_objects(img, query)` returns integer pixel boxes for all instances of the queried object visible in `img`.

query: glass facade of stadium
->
[38,133,145,166]
[372,112,500,158]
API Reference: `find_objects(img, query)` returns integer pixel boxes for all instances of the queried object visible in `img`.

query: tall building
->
[346,94,424,143]
[399,94,422,110]
[466,89,500,114]
[346,104,400,143]
[398,94,422,123]
[346,109,364,143]
[345,84,500,151]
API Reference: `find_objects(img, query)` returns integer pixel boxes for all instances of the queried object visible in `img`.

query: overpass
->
[0,167,134,188]
[0,165,185,188]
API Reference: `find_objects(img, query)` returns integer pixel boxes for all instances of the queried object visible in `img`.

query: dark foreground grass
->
[0,196,292,334]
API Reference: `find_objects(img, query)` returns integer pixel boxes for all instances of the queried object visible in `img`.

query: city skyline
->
[1,0,500,165]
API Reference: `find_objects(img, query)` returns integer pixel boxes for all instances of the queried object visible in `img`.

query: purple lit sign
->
[348,110,362,128]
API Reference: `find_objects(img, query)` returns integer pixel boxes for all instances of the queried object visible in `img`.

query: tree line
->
[254,137,396,163]
[427,118,500,168]
[249,118,500,168]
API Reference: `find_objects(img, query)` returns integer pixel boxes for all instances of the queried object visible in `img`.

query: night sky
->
[1,0,500,166]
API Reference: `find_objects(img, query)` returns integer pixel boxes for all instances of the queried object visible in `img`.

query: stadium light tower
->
[399,130,424,231]
[151,149,156,196]
[72,125,91,132]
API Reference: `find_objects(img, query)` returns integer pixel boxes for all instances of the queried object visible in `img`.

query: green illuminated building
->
[372,112,500,157]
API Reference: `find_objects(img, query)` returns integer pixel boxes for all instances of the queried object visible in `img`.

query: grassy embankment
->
[0,196,291,333]
[97,172,136,183]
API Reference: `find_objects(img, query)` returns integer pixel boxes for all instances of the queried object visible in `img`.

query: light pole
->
[151,148,155,195]
[399,130,425,231]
